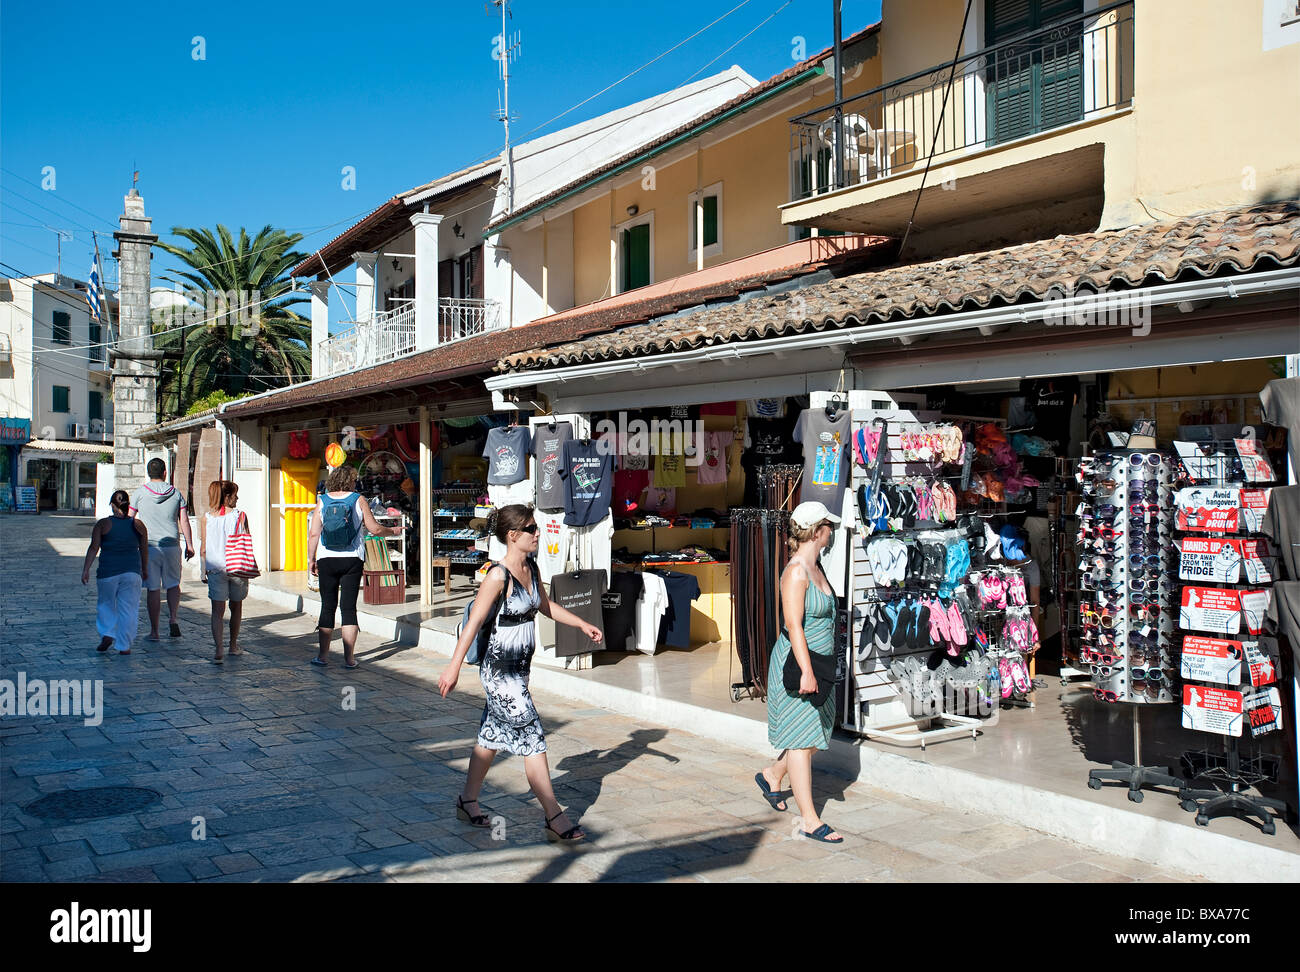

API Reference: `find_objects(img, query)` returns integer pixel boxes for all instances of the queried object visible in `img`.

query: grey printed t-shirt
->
[483,426,532,486]
[130,482,187,546]
[532,421,573,512]
[797,407,850,509]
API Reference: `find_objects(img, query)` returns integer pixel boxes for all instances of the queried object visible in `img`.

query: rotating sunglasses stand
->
[1081,450,1186,803]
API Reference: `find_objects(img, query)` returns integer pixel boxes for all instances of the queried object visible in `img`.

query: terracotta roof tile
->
[499,202,1300,371]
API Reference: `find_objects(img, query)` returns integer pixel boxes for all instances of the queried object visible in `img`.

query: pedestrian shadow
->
[549,728,680,817]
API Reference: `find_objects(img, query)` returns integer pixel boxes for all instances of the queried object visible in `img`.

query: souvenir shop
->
[490,336,1298,834]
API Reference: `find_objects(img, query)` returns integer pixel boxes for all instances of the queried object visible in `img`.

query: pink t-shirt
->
[695,431,734,485]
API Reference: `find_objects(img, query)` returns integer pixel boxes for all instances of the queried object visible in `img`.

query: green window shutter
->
[985,0,1083,145]
[702,195,718,248]
[621,223,650,291]
[89,391,103,421]
[52,311,71,344]
[53,385,70,413]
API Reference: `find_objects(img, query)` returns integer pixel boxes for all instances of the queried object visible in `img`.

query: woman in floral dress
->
[438,504,603,844]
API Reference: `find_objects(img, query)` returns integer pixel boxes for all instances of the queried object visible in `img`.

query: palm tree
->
[154,224,311,414]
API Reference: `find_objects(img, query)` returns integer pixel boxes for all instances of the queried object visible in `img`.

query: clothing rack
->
[728,507,790,703]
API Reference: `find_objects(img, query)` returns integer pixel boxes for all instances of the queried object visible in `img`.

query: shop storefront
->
[481,203,1300,851]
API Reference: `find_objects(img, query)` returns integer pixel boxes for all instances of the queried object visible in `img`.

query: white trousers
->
[96,572,142,653]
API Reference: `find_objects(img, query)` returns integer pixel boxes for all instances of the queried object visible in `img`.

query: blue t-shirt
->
[98,515,142,579]
[652,569,701,649]
[560,439,613,527]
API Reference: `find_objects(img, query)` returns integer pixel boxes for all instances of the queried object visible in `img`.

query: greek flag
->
[87,253,105,321]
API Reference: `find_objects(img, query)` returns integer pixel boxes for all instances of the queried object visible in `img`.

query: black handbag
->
[779,563,842,707]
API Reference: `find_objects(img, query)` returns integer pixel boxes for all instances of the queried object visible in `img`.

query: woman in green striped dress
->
[756,501,843,844]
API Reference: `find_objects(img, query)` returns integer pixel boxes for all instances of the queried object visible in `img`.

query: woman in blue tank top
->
[82,489,149,654]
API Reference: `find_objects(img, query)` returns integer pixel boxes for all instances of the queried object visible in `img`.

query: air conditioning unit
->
[69,423,89,439]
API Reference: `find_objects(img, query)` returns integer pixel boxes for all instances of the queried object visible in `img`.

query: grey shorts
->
[144,543,183,591]
[206,570,249,603]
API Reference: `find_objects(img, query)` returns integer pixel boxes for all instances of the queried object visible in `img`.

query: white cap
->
[791,500,841,529]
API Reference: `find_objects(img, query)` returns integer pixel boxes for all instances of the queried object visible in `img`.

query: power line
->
[0,166,120,229]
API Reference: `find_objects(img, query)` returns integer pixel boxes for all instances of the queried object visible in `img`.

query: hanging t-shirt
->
[1019,377,1079,453]
[487,479,535,509]
[798,407,850,509]
[482,426,532,486]
[748,398,785,419]
[535,510,571,582]
[633,571,669,655]
[654,449,687,488]
[531,421,573,512]
[602,571,643,652]
[742,413,799,506]
[695,431,735,485]
[653,569,701,649]
[549,569,608,657]
[560,439,613,527]
[613,469,650,515]
[641,486,677,515]
[571,512,615,583]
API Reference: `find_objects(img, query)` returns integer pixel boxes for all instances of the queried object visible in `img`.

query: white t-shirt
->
[633,571,669,655]
[571,513,614,584]
[535,510,571,582]
[204,509,243,572]
[315,493,368,561]
[488,479,535,508]
[535,510,613,583]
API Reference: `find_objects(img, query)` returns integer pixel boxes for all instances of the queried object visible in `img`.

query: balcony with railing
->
[782,1,1134,236]
[316,298,503,377]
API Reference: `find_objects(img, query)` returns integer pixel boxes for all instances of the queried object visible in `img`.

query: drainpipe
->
[833,0,845,190]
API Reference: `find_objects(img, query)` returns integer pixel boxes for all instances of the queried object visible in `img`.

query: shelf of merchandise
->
[369,513,408,572]
[430,485,487,568]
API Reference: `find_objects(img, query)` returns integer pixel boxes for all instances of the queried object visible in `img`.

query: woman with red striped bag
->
[199,480,256,664]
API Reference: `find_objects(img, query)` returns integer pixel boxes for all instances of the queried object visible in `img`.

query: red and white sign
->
[1179,635,1244,685]
[1245,638,1278,688]
[1179,586,1242,634]
[1234,438,1276,483]
[1240,539,1275,584]
[1239,588,1270,636]
[1181,685,1243,737]
[1175,487,1240,532]
[1243,686,1283,738]
[1240,489,1271,533]
[1178,537,1243,583]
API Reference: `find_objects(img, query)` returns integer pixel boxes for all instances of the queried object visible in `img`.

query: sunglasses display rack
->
[1171,447,1289,835]
[1079,449,1187,803]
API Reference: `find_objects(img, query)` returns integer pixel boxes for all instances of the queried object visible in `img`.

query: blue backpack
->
[320,492,360,550]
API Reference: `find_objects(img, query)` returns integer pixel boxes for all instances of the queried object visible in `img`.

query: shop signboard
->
[0,418,31,445]
[1179,586,1242,635]
[14,484,38,513]
[1179,635,1243,685]
[1181,684,1243,737]
[1242,686,1283,738]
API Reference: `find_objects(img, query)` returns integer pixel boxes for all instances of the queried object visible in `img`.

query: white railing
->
[317,298,503,376]
[439,297,502,344]
[319,304,416,376]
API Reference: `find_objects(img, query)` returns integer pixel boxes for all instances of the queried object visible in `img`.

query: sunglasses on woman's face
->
[518,524,539,535]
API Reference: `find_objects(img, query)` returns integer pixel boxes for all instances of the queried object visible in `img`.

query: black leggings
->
[318,557,364,628]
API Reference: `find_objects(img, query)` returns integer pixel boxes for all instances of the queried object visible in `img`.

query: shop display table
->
[428,555,453,596]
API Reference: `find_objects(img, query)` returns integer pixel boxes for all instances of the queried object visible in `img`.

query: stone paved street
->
[1,514,1199,882]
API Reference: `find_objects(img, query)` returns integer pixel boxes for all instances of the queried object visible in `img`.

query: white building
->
[0,273,115,510]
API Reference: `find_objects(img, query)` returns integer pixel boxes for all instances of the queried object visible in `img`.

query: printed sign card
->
[1181,685,1243,737]
[1179,635,1244,685]
[1243,686,1283,738]
[1178,537,1243,583]
[1240,489,1271,533]
[1239,588,1270,636]
[1174,486,1240,532]
[1245,638,1279,688]
[1234,438,1276,483]
[1179,586,1242,634]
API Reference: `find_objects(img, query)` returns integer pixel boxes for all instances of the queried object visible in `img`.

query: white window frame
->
[686,182,724,262]
[614,209,654,295]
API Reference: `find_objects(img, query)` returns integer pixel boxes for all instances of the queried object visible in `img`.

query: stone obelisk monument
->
[111,189,158,485]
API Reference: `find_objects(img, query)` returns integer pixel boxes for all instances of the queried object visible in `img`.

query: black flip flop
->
[801,823,844,844]
[754,772,790,812]
[169,623,182,638]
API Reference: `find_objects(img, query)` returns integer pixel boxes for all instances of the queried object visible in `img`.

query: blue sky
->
[1,0,880,300]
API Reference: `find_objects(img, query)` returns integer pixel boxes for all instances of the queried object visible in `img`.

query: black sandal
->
[754,772,790,812]
[545,809,585,844]
[456,795,491,828]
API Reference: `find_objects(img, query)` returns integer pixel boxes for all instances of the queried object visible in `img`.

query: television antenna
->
[490,0,522,214]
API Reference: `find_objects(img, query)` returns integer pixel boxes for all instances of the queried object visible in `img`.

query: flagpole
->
[92,232,117,456]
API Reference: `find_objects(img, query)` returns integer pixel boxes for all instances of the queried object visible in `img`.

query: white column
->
[410,213,443,351]
[353,251,378,323]
[419,405,433,606]
[310,279,330,378]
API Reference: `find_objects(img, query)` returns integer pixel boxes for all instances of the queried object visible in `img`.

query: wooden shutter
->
[702,195,718,248]
[88,391,102,421]
[53,385,70,413]
[621,224,650,292]
[1038,0,1084,130]
[437,258,455,298]
[469,245,484,298]
[52,311,71,344]
[986,0,1083,145]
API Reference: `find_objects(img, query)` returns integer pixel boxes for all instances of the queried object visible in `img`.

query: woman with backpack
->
[308,464,401,668]
[437,504,603,845]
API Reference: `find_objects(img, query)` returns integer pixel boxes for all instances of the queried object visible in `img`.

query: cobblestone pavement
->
[1,514,1199,882]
